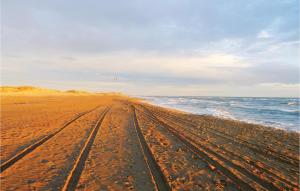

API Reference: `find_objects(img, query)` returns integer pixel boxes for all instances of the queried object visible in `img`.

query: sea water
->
[142,96,300,132]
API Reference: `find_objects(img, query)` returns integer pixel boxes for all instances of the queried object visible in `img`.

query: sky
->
[1,0,299,97]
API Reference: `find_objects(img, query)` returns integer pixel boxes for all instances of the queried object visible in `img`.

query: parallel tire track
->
[139,105,283,191]
[152,109,299,188]
[155,109,299,172]
[132,106,171,191]
[136,105,262,191]
[155,110,298,189]
[153,108,299,167]
[0,106,100,173]
[62,107,110,191]
[164,115,297,189]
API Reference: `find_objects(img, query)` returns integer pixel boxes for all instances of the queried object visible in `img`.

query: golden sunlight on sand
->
[0,87,299,190]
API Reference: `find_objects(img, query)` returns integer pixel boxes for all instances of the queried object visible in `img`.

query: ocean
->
[142,96,300,132]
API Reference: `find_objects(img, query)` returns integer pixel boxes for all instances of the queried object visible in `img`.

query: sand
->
[0,91,299,190]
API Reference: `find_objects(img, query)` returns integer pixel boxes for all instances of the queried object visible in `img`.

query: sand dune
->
[0,86,126,97]
[0,93,299,190]
[1,86,61,93]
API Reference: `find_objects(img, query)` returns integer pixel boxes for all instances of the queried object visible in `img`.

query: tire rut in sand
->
[75,103,157,191]
[138,105,292,190]
[62,107,110,191]
[0,106,100,173]
[151,107,299,166]
[152,110,298,190]
[136,105,259,191]
[132,105,171,191]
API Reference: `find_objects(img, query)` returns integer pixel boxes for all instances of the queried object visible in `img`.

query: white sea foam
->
[142,96,300,132]
[288,101,298,106]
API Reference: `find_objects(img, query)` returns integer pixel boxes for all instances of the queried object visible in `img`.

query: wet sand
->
[0,95,299,190]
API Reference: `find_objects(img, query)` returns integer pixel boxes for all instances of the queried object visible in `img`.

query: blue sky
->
[1,0,299,96]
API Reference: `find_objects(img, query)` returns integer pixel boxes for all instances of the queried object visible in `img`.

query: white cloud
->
[1,1,298,96]
[4,52,248,80]
[259,83,300,88]
[257,30,272,39]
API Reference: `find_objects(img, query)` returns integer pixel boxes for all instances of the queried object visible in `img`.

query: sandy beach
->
[0,92,299,190]
[2,0,299,190]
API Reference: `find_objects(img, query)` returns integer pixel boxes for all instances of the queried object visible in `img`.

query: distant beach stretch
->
[1,89,299,190]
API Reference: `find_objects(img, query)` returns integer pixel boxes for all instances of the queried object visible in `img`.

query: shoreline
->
[2,92,299,133]
[142,100,300,136]
[1,94,299,190]
[141,96,299,133]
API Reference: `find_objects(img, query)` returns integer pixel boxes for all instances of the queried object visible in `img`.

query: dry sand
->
[0,89,299,190]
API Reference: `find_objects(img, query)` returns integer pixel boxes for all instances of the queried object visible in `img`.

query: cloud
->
[1,0,299,96]
[2,51,249,82]
[257,30,272,39]
[259,83,300,88]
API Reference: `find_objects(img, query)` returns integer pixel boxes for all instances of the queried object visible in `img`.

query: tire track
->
[137,105,283,191]
[131,106,171,191]
[153,108,299,171]
[0,106,100,173]
[160,110,299,174]
[141,106,285,190]
[153,110,298,190]
[62,107,110,191]
[152,108,299,167]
